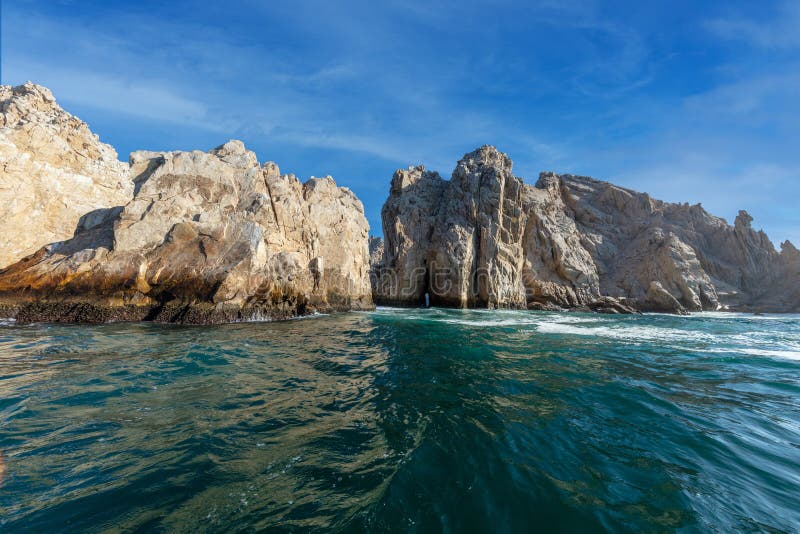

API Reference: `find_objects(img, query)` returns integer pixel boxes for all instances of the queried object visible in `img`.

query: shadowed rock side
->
[373,146,799,313]
[372,165,447,306]
[0,83,133,268]
[0,141,373,323]
[368,236,384,267]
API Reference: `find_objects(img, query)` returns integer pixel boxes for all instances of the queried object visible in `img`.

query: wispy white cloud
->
[706,0,800,49]
[5,59,225,130]
[682,72,800,128]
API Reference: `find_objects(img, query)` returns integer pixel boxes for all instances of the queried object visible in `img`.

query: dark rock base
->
[0,300,374,325]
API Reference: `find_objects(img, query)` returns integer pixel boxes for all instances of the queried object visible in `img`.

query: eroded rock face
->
[558,175,790,312]
[428,146,527,308]
[376,146,799,313]
[373,165,446,305]
[0,82,132,268]
[0,140,373,323]
[521,173,600,308]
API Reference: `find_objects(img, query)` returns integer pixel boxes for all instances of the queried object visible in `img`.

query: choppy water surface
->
[1,309,799,532]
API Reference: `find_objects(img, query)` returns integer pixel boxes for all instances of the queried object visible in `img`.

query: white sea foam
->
[238,311,328,323]
[687,311,800,321]
[374,307,602,328]
[737,348,800,361]
[437,317,542,327]
[532,315,800,361]
[288,312,329,321]
[534,321,714,343]
[369,308,800,363]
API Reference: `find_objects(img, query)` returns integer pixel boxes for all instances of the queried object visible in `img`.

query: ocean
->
[1,309,799,532]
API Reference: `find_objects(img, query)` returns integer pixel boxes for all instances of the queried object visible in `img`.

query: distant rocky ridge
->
[0,84,372,323]
[372,146,800,314]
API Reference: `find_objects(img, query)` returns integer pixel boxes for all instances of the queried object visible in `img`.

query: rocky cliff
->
[0,83,133,268]
[374,146,799,313]
[1,83,795,320]
[0,84,373,323]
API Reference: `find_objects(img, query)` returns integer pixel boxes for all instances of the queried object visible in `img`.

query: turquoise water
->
[1,309,799,532]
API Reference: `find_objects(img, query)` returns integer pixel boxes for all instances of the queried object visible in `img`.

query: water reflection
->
[0,310,799,532]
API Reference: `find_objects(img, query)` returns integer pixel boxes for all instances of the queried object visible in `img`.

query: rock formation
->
[428,147,527,308]
[0,137,373,323]
[1,82,795,320]
[374,146,800,313]
[0,82,133,268]
[372,165,447,306]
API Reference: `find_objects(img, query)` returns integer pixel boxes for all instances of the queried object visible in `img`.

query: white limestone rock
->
[0,82,133,268]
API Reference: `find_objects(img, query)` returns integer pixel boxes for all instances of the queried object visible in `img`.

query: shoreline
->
[2,301,798,327]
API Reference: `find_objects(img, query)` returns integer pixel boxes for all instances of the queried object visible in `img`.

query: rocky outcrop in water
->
[1,83,795,320]
[373,165,447,306]
[0,122,372,323]
[374,146,799,313]
[428,147,528,308]
[0,83,133,268]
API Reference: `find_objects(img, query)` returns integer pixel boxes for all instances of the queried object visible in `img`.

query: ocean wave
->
[373,307,601,328]
[371,309,800,358]
[534,320,716,344]
[697,347,800,361]
[438,317,543,327]
[688,311,800,321]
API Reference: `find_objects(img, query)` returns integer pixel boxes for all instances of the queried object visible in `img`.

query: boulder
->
[586,296,640,315]
[644,281,687,314]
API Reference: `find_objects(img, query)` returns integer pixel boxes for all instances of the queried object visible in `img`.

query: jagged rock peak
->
[454,145,513,175]
[210,139,259,168]
[781,240,799,255]
[390,164,443,193]
[0,82,56,120]
[735,210,754,228]
[0,82,133,268]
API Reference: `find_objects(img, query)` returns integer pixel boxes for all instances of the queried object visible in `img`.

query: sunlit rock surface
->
[0,82,132,268]
[0,139,373,323]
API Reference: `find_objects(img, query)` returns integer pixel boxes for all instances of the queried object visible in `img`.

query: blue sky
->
[3,0,799,245]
